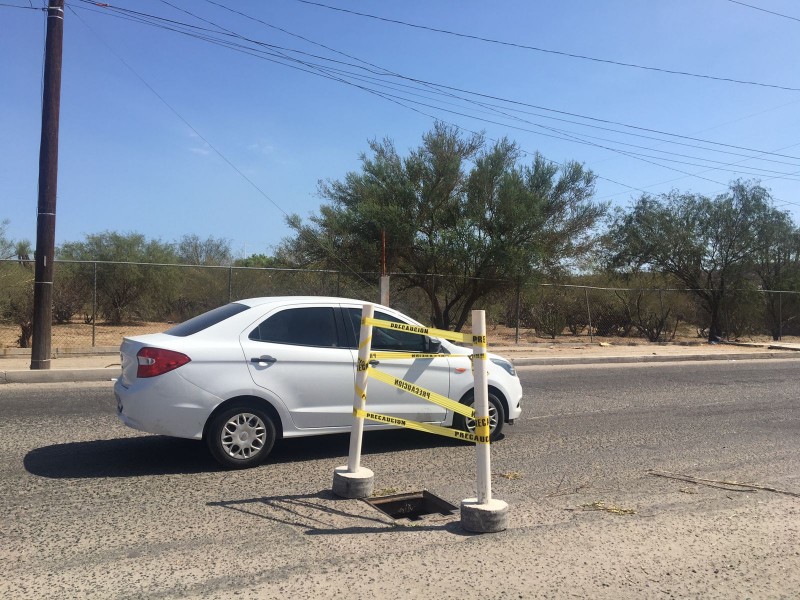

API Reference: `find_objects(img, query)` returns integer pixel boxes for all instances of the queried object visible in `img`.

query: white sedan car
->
[114,297,523,468]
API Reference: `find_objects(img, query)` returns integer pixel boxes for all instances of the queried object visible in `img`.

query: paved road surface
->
[1,359,798,598]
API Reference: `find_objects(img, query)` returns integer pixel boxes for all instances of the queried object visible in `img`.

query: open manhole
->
[366,491,458,521]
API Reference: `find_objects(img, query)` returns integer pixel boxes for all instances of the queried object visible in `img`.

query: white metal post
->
[472,309,492,504]
[347,303,374,472]
[461,309,507,532]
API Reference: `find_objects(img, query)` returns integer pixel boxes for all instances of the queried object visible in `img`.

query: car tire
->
[206,404,276,469]
[454,391,505,441]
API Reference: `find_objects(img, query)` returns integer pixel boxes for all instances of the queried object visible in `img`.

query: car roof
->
[234,297,424,326]
[236,296,384,309]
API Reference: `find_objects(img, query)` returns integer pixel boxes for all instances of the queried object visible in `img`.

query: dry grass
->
[1,320,797,350]
[0,322,167,349]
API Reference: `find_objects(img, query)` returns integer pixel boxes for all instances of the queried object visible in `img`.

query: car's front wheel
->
[454,391,505,441]
[206,404,276,469]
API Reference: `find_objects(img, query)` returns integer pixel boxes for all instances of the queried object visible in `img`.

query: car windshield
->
[165,303,249,337]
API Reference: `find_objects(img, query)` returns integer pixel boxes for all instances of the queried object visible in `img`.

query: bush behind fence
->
[1,259,799,349]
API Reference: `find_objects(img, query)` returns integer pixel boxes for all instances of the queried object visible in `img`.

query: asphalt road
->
[1,359,798,599]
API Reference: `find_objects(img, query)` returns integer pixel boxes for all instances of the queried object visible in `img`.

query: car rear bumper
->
[114,374,220,440]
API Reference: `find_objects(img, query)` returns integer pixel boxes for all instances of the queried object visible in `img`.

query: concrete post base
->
[332,465,374,499]
[460,498,508,533]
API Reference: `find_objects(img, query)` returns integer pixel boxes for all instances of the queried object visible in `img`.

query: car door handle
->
[250,356,277,364]
[369,359,380,367]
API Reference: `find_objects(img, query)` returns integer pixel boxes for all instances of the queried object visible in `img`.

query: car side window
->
[250,307,339,347]
[345,308,426,352]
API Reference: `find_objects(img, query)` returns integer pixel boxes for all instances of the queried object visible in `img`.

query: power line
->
[725,0,800,23]
[68,1,800,207]
[220,0,800,211]
[70,1,647,197]
[70,1,800,192]
[66,4,373,285]
[138,4,800,181]
[291,0,800,93]
[0,2,42,9]
[74,0,800,164]
[278,60,800,167]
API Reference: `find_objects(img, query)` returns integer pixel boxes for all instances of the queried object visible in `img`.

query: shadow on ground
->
[23,429,471,479]
[207,490,471,537]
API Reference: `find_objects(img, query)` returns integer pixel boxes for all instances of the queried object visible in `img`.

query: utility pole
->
[30,0,65,370]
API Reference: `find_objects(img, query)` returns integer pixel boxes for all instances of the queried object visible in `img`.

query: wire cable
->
[0,2,42,8]
[291,0,800,93]
[66,4,373,285]
[725,0,800,24]
[69,2,800,197]
[73,0,800,163]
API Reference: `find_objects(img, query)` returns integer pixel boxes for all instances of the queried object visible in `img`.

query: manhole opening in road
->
[366,490,458,521]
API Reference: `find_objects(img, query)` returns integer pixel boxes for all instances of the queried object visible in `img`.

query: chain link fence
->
[2,259,799,350]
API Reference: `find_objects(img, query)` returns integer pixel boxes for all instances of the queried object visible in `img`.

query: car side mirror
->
[425,337,442,354]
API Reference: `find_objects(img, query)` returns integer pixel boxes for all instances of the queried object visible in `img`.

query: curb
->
[0,346,118,358]
[721,341,800,352]
[511,351,800,367]
[1,368,119,385]
[3,351,800,384]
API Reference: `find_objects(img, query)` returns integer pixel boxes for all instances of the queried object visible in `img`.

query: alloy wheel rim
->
[465,402,498,435]
[221,412,266,460]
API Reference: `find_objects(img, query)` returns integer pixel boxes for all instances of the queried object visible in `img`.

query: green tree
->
[605,180,779,342]
[176,234,232,266]
[283,123,605,330]
[234,253,281,268]
[0,219,14,260]
[748,201,800,339]
[166,234,235,320]
[1,220,32,263]
[58,231,177,324]
[0,221,35,345]
[14,240,32,264]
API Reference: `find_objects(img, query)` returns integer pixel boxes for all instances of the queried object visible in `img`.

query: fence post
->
[379,274,390,306]
[332,303,375,498]
[336,271,341,296]
[585,288,593,343]
[227,266,233,303]
[461,309,508,533]
[778,291,783,341]
[91,261,97,347]
[514,279,521,345]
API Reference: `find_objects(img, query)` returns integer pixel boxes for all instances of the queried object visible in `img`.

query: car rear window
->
[165,303,249,337]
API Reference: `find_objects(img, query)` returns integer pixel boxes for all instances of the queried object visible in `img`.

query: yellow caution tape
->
[471,335,487,347]
[360,316,488,349]
[362,317,473,343]
[474,416,490,428]
[368,352,447,360]
[473,415,491,441]
[366,367,475,419]
[354,384,367,401]
[354,408,489,444]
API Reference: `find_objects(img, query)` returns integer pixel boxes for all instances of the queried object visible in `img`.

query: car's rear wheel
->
[454,391,505,441]
[206,404,276,469]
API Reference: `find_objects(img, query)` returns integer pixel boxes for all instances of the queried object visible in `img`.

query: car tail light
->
[137,347,190,378]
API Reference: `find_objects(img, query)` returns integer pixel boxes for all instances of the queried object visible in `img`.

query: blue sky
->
[2,0,800,258]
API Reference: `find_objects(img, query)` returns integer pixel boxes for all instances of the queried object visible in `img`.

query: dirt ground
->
[1,320,797,351]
